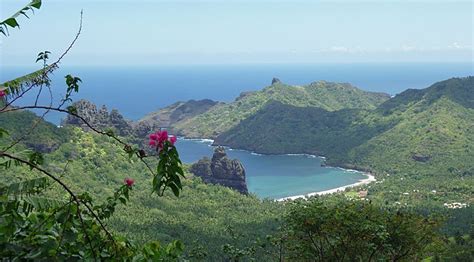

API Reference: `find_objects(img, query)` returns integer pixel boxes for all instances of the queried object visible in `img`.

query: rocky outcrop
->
[271,77,281,85]
[62,99,133,136]
[190,147,248,194]
[412,154,431,162]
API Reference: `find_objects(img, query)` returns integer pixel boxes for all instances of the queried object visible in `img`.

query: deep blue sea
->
[2,63,472,198]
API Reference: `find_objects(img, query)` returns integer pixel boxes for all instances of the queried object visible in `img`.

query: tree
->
[282,197,441,261]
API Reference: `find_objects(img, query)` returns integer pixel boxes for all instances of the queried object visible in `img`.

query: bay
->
[177,139,367,199]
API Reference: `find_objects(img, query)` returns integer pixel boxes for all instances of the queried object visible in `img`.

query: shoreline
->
[276,173,376,201]
[180,137,377,201]
[179,137,323,159]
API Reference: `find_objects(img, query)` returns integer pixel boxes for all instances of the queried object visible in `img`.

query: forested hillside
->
[171,80,390,138]
[215,77,474,211]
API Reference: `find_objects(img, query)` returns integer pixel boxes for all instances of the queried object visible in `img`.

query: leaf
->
[22,196,66,210]
[1,0,42,34]
[28,151,44,167]
[31,0,42,9]
[169,183,180,197]
[3,18,19,28]
[0,65,58,95]
[67,106,77,114]
[0,128,9,138]
[2,177,50,197]
[118,197,126,205]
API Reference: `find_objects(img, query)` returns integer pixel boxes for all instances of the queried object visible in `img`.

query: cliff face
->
[62,100,133,136]
[190,147,248,194]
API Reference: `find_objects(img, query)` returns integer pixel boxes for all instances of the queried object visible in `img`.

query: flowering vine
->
[149,130,184,197]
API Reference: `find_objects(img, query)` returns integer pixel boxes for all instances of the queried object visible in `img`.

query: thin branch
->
[75,201,98,261]
[1,10,83,112]
[52,10,83,66]
[3,105,158,177]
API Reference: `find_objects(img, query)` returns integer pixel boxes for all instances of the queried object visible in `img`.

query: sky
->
[1,0,473,66]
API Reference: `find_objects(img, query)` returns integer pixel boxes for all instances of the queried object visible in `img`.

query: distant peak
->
[271,77,281,85]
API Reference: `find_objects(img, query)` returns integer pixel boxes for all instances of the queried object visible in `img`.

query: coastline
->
[180,137,377,201]
[276,173,376,202]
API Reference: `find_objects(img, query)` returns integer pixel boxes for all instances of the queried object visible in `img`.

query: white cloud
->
[447,42,472,50]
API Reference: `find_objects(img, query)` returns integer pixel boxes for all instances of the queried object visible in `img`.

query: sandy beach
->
[277,173,376,201]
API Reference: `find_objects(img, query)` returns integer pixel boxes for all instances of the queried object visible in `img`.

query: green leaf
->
[30,0,42,9]
[169,183,180,197]
[67,106,77,114]
[2,177,49,197]
[0,128,9,138]
[4,18,19,28]
[28,151,44,167]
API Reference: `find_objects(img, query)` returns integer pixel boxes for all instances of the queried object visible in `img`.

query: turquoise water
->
[177,139,366,199]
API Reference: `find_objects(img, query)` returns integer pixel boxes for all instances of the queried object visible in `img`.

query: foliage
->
[0,126,282,260]
[0,0,41,36]
[0,110,71,153]
[172,81,389,138]
[1,3,188,259]
[0,177,185,260]
[282,197,442,261]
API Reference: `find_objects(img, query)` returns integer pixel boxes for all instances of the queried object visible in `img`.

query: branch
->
[0,152,116,258]
[3,105,158,177]
[0,10,82,110]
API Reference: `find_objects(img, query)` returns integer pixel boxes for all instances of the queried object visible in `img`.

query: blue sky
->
[1,0,473,65]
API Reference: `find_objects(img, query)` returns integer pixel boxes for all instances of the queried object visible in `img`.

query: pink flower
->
[169,135,177,145]
[158,130,168,143]
[124,178,134,187]
[0,90,6,97]
[149,130,176,149]
[149,133,158,140]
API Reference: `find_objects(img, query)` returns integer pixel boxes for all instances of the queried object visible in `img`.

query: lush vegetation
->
[172,81,389,138]
[1,2,191,259]
[2,110,473,260]
[2,1,472,260]
[0,124,283,260]
[0,110,70,153]
[283,197,442,261]
[215,78,474,210]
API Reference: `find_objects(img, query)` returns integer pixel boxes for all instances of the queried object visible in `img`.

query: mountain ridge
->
[215,77,474,170]
[171,80,390,138]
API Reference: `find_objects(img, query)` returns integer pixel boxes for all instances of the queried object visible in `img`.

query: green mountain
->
[171,80,390,138]
[0,110,71,153]
[136,99,219,135]
[215,77,474,205]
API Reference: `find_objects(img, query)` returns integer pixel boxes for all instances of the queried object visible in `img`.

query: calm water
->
[178,139,366,199]
[1,63,472,124]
